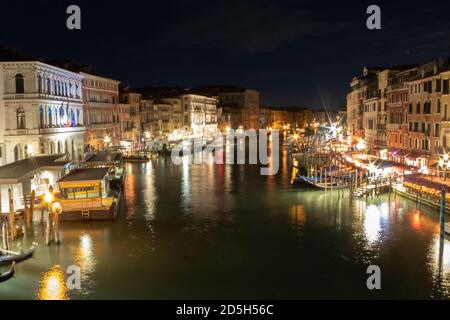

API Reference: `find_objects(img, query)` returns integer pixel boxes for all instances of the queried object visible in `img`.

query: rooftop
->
[58,167,110,183]
[0,155,69,182]
[86,152,122,163]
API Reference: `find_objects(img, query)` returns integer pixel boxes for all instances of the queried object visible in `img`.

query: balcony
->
[386,123,401,131]
[89,123,119,130]
[5,126,85,136]
[3,93,82,103]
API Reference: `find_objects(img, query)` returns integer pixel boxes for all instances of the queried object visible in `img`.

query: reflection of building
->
[0,56,85,165]
[80,72,120,152]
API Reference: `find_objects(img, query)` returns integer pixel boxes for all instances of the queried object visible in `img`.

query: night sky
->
[2,0,450,109]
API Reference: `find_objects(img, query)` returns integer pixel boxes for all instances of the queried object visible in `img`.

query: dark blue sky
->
[2,0,450,109]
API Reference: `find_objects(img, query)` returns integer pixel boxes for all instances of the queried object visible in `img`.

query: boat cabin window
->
[62,186,101,199]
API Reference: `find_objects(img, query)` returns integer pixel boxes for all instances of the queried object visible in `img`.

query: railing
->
[3,93,82,103]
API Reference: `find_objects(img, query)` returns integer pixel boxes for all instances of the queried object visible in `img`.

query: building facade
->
[81,72,120,152]
[0,61,85,165]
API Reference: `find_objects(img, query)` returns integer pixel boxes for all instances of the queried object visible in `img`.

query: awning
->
[388,148,410,158]
[406,151,429,161]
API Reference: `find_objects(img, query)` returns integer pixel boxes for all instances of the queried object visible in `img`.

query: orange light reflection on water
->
[36,265,69,300]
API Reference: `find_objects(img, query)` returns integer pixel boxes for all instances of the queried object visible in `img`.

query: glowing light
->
[51,201,63,215]
[44,192,53,203]
[356,139,366,151]
[36,266,69,300]
[104,135,111,146]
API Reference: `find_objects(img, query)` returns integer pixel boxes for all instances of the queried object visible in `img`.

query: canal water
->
[1,148,450,299]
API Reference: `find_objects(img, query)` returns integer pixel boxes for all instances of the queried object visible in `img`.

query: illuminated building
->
[0,57,85,165]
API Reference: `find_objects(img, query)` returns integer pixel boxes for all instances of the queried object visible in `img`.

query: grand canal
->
[1,148,450,299]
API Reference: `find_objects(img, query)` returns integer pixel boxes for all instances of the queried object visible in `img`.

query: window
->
[15,74,24,94]
[39,106,44,128]
[17,108,26,129]
[47,78,51,94]
[416,102,421,114]
[437,99,441,113]
[409,103,413,114]
[37,75,42,93]
[444,79,449,94]
[436,79,442,92]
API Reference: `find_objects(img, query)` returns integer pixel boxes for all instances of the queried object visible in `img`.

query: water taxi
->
[56,167,120,222]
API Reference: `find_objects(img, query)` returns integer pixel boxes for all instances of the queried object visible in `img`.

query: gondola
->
[0,262,15,283]
[0,243,37,267]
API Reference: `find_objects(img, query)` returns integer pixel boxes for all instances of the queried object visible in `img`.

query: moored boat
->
[445,222,450,236]
[0,262,15,283]
[56,167,120,222]
[0,244,36,267]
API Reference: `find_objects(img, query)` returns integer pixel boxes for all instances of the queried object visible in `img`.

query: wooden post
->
[8,188,16,239]
[440,190,446,240]
[30,190,35,222]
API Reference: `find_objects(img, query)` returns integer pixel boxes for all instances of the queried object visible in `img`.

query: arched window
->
[437,99,441,114]
[17,108,26,129]
[39,106,44,128]
[37,75,42,94]
[15,74,24,94]
[71,110,76,127]
[60,107,65,126]
[14,145,20,162]
[47,78,51,94]
[48,108,53,127]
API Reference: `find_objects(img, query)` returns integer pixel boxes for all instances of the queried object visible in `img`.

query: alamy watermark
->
[171,129,280,176]
[366,265,381,290]
[66,5,81,30]
[366,5,381,30]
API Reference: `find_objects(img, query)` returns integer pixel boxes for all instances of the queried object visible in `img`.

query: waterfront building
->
[0,154,70,213]
[439,68,450,150]
[180,94,218,138]
[0,58,85,165]
[119,89,142,148]
[346,67,380,141]
[193,86,260,130]
[386,67,416,162]
[80,72,120,152]
[363,95,378,149]
[405,60,444,168]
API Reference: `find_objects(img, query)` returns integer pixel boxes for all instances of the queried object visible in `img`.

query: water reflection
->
[73,234,97,296]
[364,205,382,245]
[36,265,69,300]
[144,161,157,222]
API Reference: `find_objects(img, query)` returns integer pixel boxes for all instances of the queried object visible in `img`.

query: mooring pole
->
[8,188,16,239]
[440,190,446,240]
